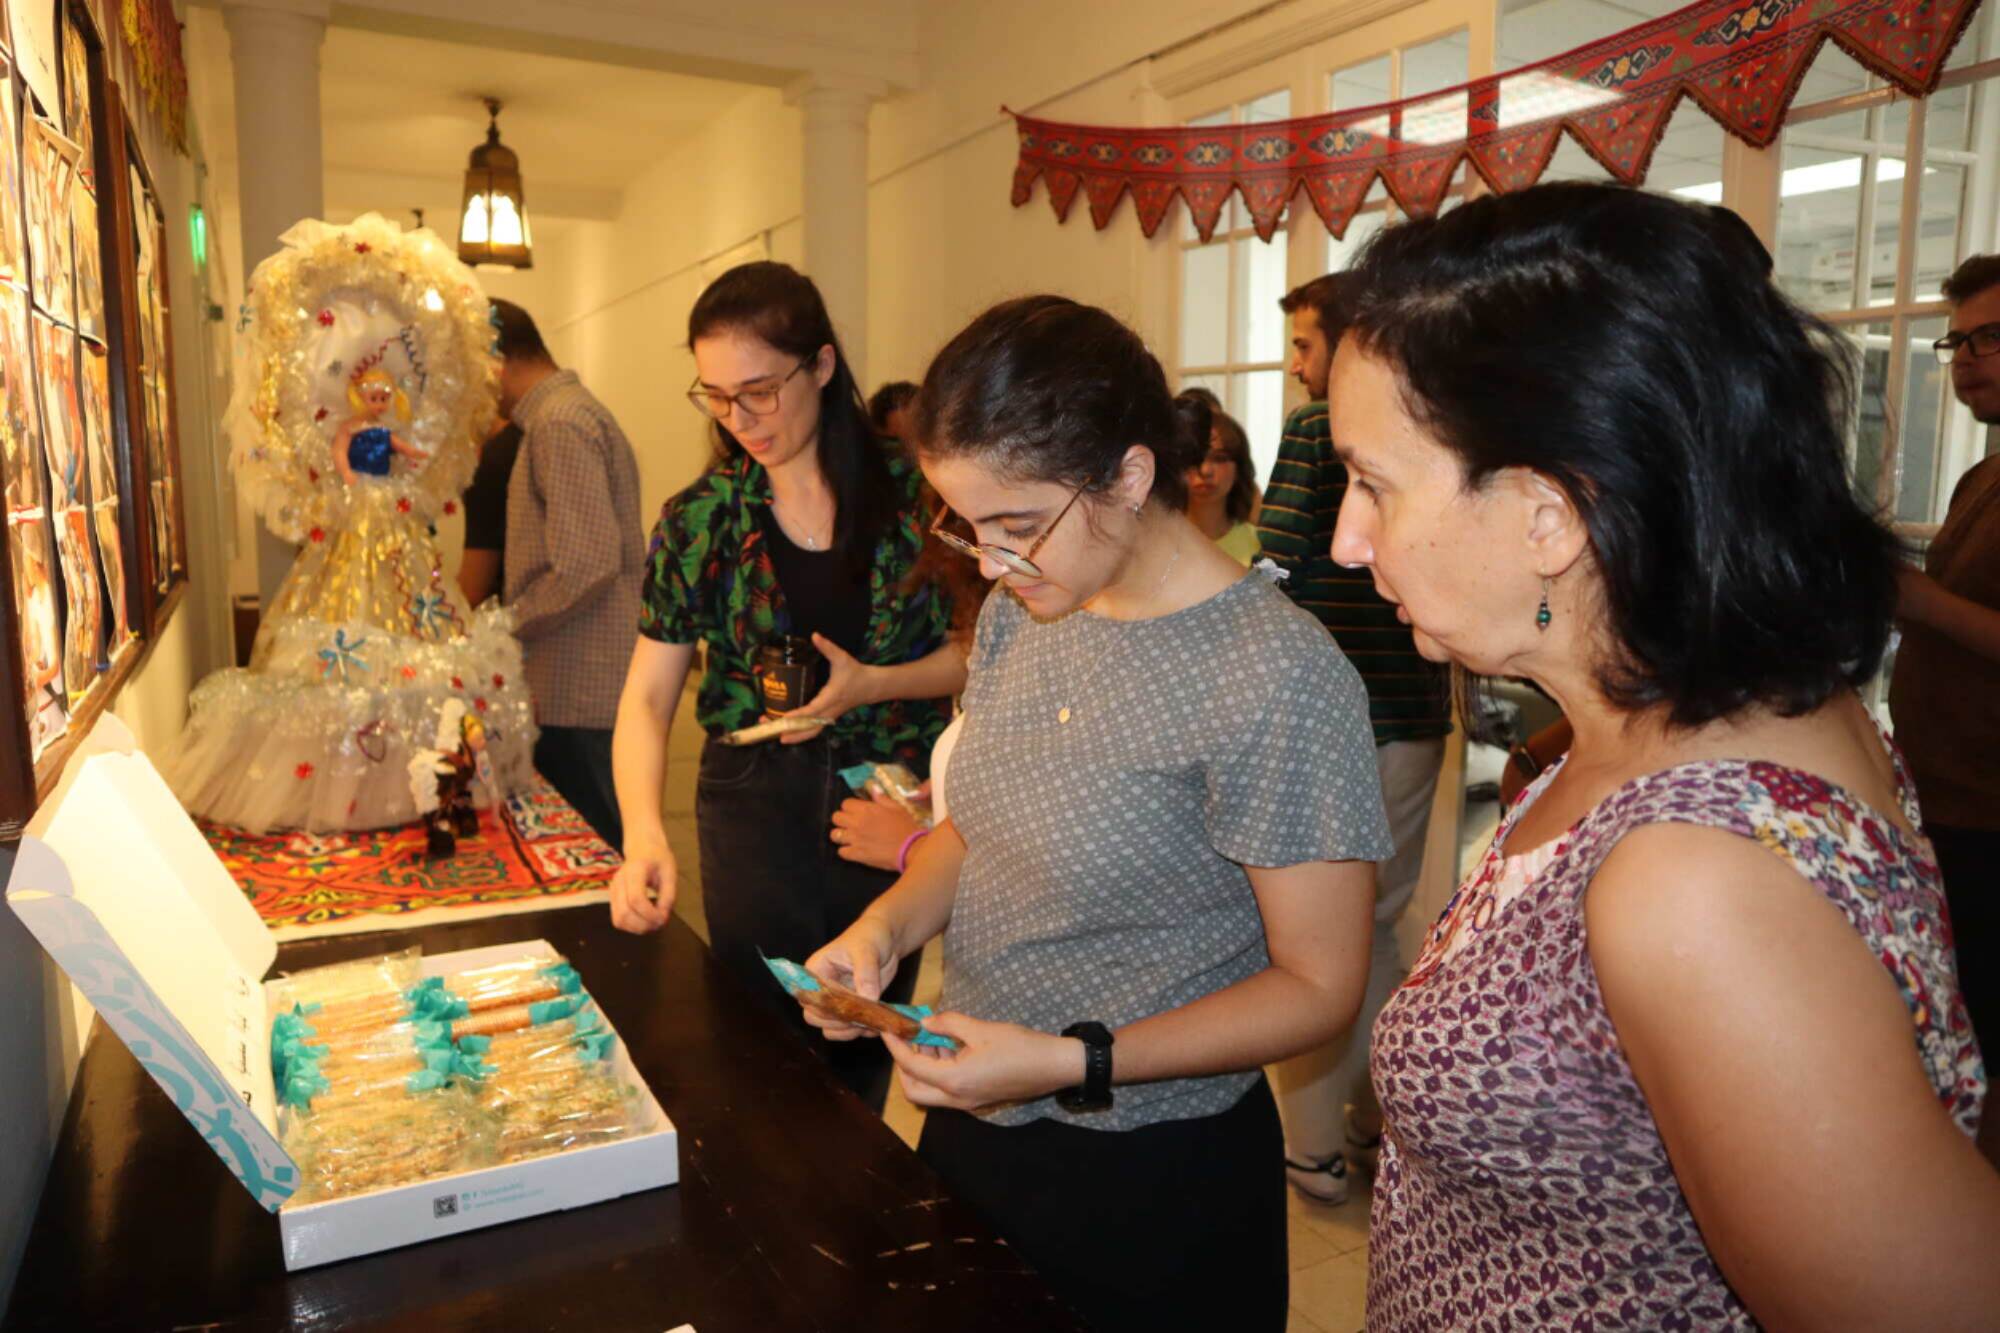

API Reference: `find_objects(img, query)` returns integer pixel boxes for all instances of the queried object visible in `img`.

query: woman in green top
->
[1182,393,1261,564]
[607,262,965,1108]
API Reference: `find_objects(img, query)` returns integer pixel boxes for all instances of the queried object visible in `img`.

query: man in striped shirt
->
[1256,273,1450,1206]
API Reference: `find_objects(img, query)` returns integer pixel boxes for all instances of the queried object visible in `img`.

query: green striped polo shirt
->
[1253,400,1451,746]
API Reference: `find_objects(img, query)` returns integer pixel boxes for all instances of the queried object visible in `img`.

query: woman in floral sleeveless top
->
[1329,183,1999,1329]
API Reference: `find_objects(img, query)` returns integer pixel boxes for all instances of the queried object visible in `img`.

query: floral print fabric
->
[1369,751,1985,1331]
[638,450,953,770]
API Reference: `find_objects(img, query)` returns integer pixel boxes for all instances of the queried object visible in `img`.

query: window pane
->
[1180,243,1229,368]
[1244,89,1291,123]
[1897,315,1951,523]
[1331,56,1391,111]
[1775,142,1866,310]
[1793,41,1875,104]
[1328,204,1386,273]
[1240,229,1289,363]
[1401,30,1468,101]
[1867,142,1909,306]
[1651,105,1724,201]
[1540,134,1614,183]
[1240,369,1288,489]
[1181,371,1228,407]
[1497,0,1689,70]
[1839,321,1893,504]
[1945,0,1995,70]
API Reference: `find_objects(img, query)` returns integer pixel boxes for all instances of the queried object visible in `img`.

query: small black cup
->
[757,635,824,714]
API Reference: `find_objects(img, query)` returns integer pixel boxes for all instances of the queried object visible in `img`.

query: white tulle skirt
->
[163,487,538,833]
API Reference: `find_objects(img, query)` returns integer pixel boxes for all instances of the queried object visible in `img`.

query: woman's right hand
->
[609,833,676,934]
[803,914,900,1040]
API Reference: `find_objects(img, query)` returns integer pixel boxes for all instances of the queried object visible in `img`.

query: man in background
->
[1257,273,1451,1204]
[1889,253,2000,1162]
[490,298,643,851]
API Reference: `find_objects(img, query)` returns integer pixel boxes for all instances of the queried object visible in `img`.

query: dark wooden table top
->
[4,908,1083,1333]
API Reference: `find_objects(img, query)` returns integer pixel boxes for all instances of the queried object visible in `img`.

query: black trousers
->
[533,725,622,851]
[918,1078,1289,1333]
[695,736,916,1110]
[1930,823,2000,1071]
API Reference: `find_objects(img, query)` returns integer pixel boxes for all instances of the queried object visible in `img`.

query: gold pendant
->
[1058,706,1071,724]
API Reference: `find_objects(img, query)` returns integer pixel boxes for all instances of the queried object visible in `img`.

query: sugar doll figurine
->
[332,359,428,486]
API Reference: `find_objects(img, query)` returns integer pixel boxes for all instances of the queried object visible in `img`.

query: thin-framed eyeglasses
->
[929,481,1090,580]
[1933,323,2000,366]
[687,358,812,420]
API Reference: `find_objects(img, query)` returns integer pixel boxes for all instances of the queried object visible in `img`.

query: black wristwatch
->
[1056,1021,1114,1113]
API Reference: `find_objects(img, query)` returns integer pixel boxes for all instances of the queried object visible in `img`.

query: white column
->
[785,73,883,386]
[221,0,329,609]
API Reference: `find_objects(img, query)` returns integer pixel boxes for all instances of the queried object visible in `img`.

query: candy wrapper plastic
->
[272,948,646,1195]
[837,761,932,829]
[762,955,958,1049]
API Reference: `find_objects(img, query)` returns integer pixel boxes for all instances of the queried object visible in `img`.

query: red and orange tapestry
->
[1011,0,1987,241]
[201,776,619,939]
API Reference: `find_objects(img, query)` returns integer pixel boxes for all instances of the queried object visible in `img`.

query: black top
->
[758,508,870,655]
[463,422,523,565]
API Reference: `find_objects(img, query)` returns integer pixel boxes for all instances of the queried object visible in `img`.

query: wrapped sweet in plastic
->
[837,761,932,829]
[285,1084,493,1203]
[267,948,422,1012]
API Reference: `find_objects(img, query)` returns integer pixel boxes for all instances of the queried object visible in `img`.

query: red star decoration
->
[314,407,328,422]
[400,665,417,680]
[308,527,326,543]
[396,497,412,513]
[354,242,372,254]
[491,673,505,688]
[451,676,464,690]
[474,698,489,712]
[316,309,334,326]
[295,762,315,780]
[443,500,458,516]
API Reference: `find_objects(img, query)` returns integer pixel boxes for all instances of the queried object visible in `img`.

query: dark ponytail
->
[916,296,1205,511]
[687,262,893,573]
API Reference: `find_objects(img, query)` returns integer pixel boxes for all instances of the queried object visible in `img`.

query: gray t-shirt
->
[944,570,1393,1130]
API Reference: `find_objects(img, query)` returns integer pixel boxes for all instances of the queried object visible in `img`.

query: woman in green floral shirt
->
[607,262,963,1109]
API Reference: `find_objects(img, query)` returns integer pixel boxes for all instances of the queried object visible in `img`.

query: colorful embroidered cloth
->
[1011,0,1987,241]
[200,775,619,940]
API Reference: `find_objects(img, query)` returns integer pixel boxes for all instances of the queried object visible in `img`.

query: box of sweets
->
[6,717,677,1270]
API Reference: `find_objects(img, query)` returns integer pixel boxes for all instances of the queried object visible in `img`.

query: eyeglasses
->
[687,358,812,420]
[929,482,1089,580]
[1934,323,2000,366]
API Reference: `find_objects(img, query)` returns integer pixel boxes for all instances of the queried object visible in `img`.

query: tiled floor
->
[666,691,1376,1330]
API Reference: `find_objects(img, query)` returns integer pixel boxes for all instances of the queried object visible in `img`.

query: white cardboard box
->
[5,716,678,1270]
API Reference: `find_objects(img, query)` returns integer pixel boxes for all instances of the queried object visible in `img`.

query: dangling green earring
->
[1536,576,1553,631]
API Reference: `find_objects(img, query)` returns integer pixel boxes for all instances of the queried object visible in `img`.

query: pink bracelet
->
[896,829,930,873]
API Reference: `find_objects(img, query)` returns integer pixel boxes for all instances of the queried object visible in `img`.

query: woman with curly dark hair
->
[1338,182,1997,1330]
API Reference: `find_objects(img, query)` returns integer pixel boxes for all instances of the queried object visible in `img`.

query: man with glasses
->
[1257,274,1450,1206]
[1891,253,2000,1161]
[491,298,643,849]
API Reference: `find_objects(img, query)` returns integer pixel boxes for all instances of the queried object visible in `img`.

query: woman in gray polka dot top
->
[803,296,1393,1333]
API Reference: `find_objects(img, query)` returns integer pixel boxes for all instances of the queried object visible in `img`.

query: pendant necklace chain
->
[1056,536,1182,725]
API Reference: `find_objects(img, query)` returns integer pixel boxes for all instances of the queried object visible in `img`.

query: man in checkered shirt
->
[492,299,643,850]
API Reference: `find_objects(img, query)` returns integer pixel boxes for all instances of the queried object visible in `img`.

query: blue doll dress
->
[348,426,395,476]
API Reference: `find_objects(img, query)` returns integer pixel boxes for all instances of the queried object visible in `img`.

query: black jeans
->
[918,1078,1289,1333]
[533,726,622,851]
[1929,823,1999,1069]
[695,736,915,1110]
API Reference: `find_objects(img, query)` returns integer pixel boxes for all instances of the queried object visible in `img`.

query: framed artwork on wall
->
[0,0,186,834]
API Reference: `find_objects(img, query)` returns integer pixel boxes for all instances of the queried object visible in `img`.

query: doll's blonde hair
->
[347,367,411,422]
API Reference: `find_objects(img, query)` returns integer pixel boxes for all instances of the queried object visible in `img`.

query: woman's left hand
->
[883,1013,1085,1113]
[781,633,879,744]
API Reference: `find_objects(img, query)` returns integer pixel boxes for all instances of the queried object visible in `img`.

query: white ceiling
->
[318,24,759,221]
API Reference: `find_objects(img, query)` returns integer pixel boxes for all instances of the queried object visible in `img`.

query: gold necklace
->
[1055,538,1182,725]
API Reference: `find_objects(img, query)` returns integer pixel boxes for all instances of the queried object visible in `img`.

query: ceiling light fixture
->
[458,96,533,270]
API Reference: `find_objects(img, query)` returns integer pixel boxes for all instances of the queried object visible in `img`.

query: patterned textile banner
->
[1011,0,1986,242]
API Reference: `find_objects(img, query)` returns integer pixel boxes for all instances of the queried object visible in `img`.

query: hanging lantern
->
[458,97,533,270]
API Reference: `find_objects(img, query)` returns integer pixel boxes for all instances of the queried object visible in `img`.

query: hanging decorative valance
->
[1010,0,1986,242]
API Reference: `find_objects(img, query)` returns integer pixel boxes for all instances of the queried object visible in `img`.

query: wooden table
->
[4,908,1083,1332]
